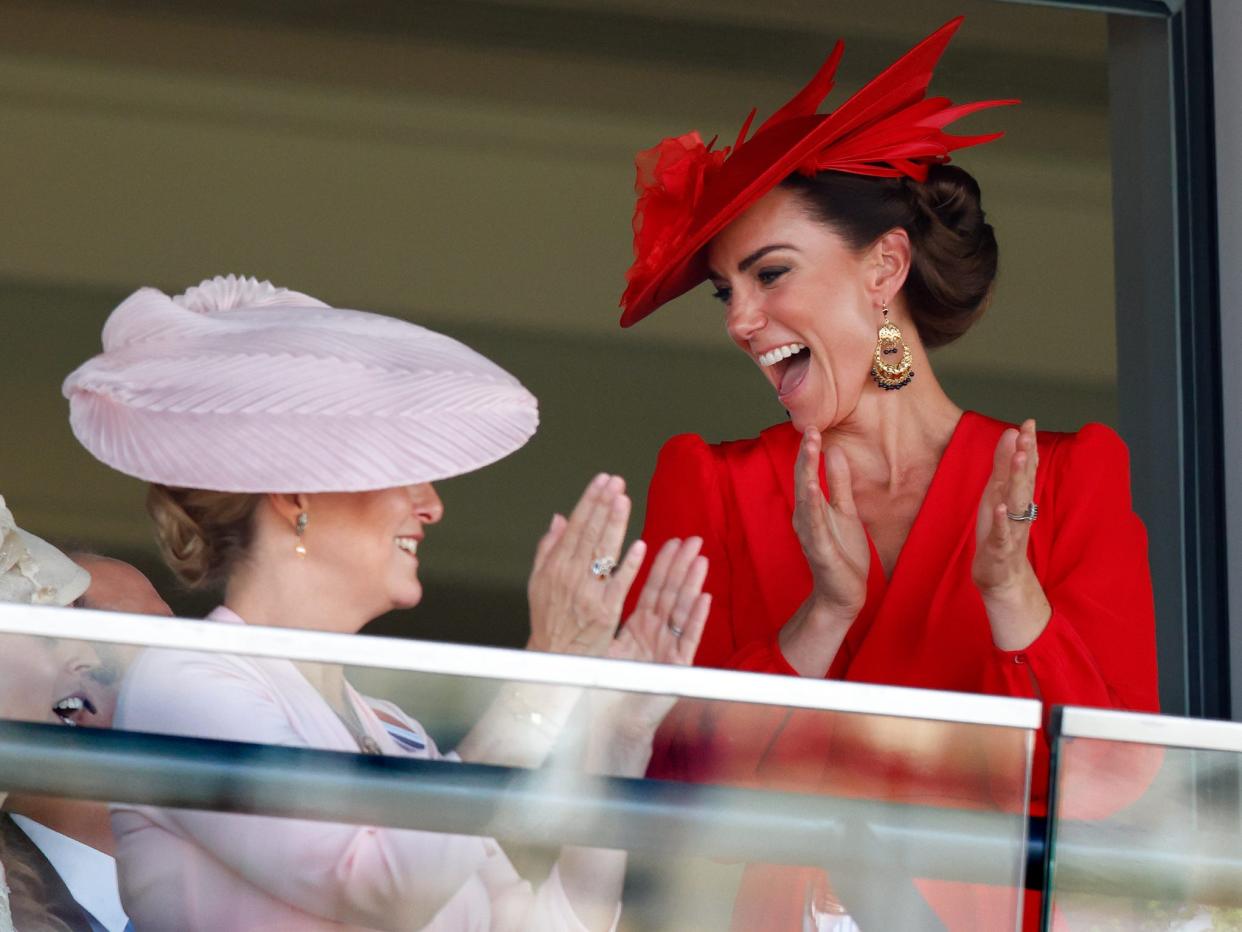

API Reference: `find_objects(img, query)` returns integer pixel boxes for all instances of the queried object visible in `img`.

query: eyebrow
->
[709,243,800,280]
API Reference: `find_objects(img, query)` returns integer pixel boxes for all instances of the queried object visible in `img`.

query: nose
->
[725,290,767,345]
[410,483,444,526]
[56,638,101,675]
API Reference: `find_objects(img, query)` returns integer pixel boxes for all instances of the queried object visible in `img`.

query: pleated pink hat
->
[63,276,539,493]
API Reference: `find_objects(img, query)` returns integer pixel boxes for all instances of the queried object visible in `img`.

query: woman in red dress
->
[618,17,1159,931]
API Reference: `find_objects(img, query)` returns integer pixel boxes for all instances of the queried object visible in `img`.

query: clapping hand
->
[597,537,711,743]
[609,537,710,667]
[527,473,646,657]
[793,428,869,623]
[972,418,1051,649]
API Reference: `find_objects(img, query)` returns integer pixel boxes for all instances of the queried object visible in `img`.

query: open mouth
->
[758,342,811,398]
[395,536,419,557]
[52,693,97,727]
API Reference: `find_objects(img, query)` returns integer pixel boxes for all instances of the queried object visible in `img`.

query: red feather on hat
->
[620,16,1017,326]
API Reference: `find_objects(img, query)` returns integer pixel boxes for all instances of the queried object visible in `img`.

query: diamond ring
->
[1006,502,1038,523]
[668,622,684,637]
[590,556,617,579]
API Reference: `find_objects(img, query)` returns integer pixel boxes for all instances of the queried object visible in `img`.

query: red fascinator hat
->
[619,16,1017,327]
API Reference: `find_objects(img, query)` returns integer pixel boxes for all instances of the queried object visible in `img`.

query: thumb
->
[824,445,857,517]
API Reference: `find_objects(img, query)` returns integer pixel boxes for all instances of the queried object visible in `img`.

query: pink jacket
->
[112,608,601,932]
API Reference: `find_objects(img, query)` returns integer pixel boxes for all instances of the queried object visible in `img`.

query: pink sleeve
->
[113,649,503,930]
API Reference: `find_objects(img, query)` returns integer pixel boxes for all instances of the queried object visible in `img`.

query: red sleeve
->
[625,434,798,676]
[627,435,796,784]
[986,424,1160,714]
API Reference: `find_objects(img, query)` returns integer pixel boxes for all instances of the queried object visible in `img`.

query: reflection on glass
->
[1048,734,1242,930]
[0,620,1037,931]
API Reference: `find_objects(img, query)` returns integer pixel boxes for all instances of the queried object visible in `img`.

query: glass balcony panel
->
[0,604,1037,930]
[1047,708,1242,930]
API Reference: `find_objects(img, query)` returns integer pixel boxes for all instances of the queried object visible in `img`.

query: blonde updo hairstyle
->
[147,484,260,589]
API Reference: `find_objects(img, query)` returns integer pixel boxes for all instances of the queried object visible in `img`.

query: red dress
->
[625,412,1160,929]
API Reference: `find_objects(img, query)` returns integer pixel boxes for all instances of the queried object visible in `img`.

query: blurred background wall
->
[0,0,1114,645]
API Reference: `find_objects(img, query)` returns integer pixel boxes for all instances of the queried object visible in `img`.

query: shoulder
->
[654,423,797,474]
[1037,422,1131,483]
[117,647,282,732]
[964,413,1128,470]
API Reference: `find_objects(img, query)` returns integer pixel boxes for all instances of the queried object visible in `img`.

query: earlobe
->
[266,492,307,524]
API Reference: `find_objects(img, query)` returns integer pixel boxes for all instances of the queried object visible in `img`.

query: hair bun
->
[901,165,998,347]
[147,484,258,589]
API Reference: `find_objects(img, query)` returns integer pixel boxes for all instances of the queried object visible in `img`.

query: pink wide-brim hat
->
[63,276,539,493]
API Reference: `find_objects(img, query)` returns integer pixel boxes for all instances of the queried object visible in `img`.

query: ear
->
[265,492,310,527]
[866,228,912,306]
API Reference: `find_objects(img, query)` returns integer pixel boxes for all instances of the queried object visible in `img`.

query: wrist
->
[806,591,859,629]
[977,564,1043,610]
[978,568,1052,651]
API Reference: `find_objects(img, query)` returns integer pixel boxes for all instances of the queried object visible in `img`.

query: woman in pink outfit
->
[63,276,711,931]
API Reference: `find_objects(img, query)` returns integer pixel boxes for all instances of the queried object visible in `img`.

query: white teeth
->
[54,696,84,725]
[758,343,806,367]
[395,537,419,555]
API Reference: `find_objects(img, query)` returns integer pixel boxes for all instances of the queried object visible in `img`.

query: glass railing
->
[1045,706,1242,930]
[0,602,1038,931]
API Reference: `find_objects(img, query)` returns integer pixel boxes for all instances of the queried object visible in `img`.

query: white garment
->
[0,858,13,932]
[9,816,129,932]
[0,791,11,932]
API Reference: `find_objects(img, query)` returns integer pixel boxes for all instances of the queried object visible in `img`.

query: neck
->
[223,549,362,705]
[4,796,116,856]
[224,545,370,637]
[826,355,962,490]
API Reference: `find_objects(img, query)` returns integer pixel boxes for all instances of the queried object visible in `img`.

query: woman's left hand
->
[972,418,1052,650]
[597,538,711,743]
[609,537,710,667]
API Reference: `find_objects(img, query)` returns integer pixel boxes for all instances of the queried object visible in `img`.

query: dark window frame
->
[1007,0,1226,719]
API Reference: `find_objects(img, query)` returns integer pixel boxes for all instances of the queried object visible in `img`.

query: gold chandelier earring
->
[294,511,309,557]
[871,303,914,391]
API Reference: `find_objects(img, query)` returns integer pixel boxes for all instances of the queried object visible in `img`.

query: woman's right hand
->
[792,428,869,623]
[526,473,646,657]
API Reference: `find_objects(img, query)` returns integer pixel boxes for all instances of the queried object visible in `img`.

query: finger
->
[794,429,822,510]
[988,501,1011,551]
[604,537,647,608]
[1006,450,1036,518]
[655,537,703,620]
[596,489,632,570]
[676,593,712,663]
[667,554,709,637]
[1018,420,1040,480]
[991,429,1018,485]
[823,445,857,517]
[556,473,611,557]
[572,475,626,561]
[634,538,681,616]
[532,513,567,573]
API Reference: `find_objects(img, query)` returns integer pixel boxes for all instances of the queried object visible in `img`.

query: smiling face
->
[297,484,444,620]
[706,185,894,432]
[0,635,104,728]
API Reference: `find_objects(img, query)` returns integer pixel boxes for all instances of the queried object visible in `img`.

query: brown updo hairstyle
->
[2,832,73,932]
[781,163,998,348]
[146,485,260,589]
